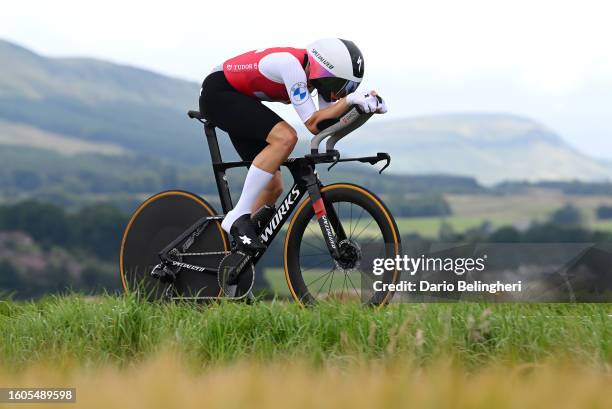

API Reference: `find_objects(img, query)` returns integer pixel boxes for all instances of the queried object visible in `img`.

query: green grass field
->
[1,295,609,370]
[1,296,610,408]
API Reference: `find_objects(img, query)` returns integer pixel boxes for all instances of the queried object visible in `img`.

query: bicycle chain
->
[175,251,229,257]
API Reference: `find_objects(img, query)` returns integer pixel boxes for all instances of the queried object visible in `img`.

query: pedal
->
[217,251,255,299]
[150,264,176,284]
[251,204,276,234]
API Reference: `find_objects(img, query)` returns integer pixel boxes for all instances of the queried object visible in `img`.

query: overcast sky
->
[1,0,611,158]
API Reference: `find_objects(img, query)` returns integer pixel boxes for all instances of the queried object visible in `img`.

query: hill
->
[1,39,611,185]
[338,114,612,184]
[0,39,226,163]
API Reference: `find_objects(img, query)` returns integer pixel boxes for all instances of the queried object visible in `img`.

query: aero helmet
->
[306,38,364,102]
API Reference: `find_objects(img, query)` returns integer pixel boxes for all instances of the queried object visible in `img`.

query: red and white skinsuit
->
[212,47,332,122]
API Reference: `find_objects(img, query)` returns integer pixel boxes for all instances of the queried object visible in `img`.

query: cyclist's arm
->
[259,53,374,135]
[304,98,350,135]
[259,53,317,123]
[318,93,333,110]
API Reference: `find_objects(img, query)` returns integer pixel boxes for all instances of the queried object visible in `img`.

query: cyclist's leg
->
[252,171,283,212]
[248,121,298,211]
[221,121,296,233]
[199,72,294,249]
[252,121,298,171]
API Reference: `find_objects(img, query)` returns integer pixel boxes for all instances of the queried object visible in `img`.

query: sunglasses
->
[312,78,360,102]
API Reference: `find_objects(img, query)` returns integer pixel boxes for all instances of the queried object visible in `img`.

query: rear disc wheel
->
[119,190,228,300]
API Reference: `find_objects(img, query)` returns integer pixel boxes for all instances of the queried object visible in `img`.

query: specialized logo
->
[356,56,362,73]
[290,82,309,105]
[169,260,207,272]
[320,215,337,250]
[311,48,334,70]
[260,186,301,243]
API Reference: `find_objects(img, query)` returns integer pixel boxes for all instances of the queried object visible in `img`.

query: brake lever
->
[378,153,391,174]
[356,153,390,172]
[327,155,340,171]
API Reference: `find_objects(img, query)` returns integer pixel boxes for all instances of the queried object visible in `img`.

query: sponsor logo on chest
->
[226,62,259,72]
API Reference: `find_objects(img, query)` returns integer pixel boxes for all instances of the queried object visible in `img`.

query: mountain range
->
[1,38,610,185]
[341,114,612,184]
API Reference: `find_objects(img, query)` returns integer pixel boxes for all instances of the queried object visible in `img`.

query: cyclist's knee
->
[267,122,297,154]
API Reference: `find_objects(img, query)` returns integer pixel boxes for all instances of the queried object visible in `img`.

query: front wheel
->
[284,183,401,306]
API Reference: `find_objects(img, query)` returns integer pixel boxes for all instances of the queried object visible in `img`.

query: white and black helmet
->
[306,38,364,102]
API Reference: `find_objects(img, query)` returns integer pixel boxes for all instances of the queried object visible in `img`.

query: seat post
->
[204,122,234,214]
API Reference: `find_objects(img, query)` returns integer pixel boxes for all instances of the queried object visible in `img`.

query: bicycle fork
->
[307,182,346,260]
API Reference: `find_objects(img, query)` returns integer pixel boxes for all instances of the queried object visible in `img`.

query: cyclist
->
[199,38,387,252]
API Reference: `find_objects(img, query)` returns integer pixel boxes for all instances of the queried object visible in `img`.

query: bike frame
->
[158,119,390,273]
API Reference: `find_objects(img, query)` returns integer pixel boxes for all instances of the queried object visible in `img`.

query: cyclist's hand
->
[368,90,388,114]
[346,91,379,113]
[375,95,388,114]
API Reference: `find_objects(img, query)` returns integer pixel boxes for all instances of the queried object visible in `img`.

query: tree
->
[386,193,452,217]
[488,226,521,242]
[71,203,127,259]
[0,201,70,247]
[549,204,583,227]
[596,205,612,220]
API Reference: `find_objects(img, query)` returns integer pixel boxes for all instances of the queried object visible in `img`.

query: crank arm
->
[226,253,252,285]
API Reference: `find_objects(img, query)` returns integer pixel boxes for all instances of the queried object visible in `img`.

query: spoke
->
[300,257,332,273]
[314,269,335,298]
[327,267,336,296]
[298,200,382,302]
[352,217,376,240]
[346,272,361,298]
[349,206,366,240]
[306,269,334,288]
[301,238,327,254]
[355,235,384,249]
[301,252,332,257]
[303,224,330,252]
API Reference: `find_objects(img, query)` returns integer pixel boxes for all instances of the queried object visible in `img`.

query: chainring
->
[217,251,255,300]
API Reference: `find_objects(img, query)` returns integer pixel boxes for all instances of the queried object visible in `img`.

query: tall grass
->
[2,355,611,409]
[0,295,609,370]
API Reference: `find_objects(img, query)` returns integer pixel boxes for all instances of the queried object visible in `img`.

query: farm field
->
[397,191,612,237]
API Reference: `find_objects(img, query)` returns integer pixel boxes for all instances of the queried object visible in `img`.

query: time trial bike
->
[119,106,401,306]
